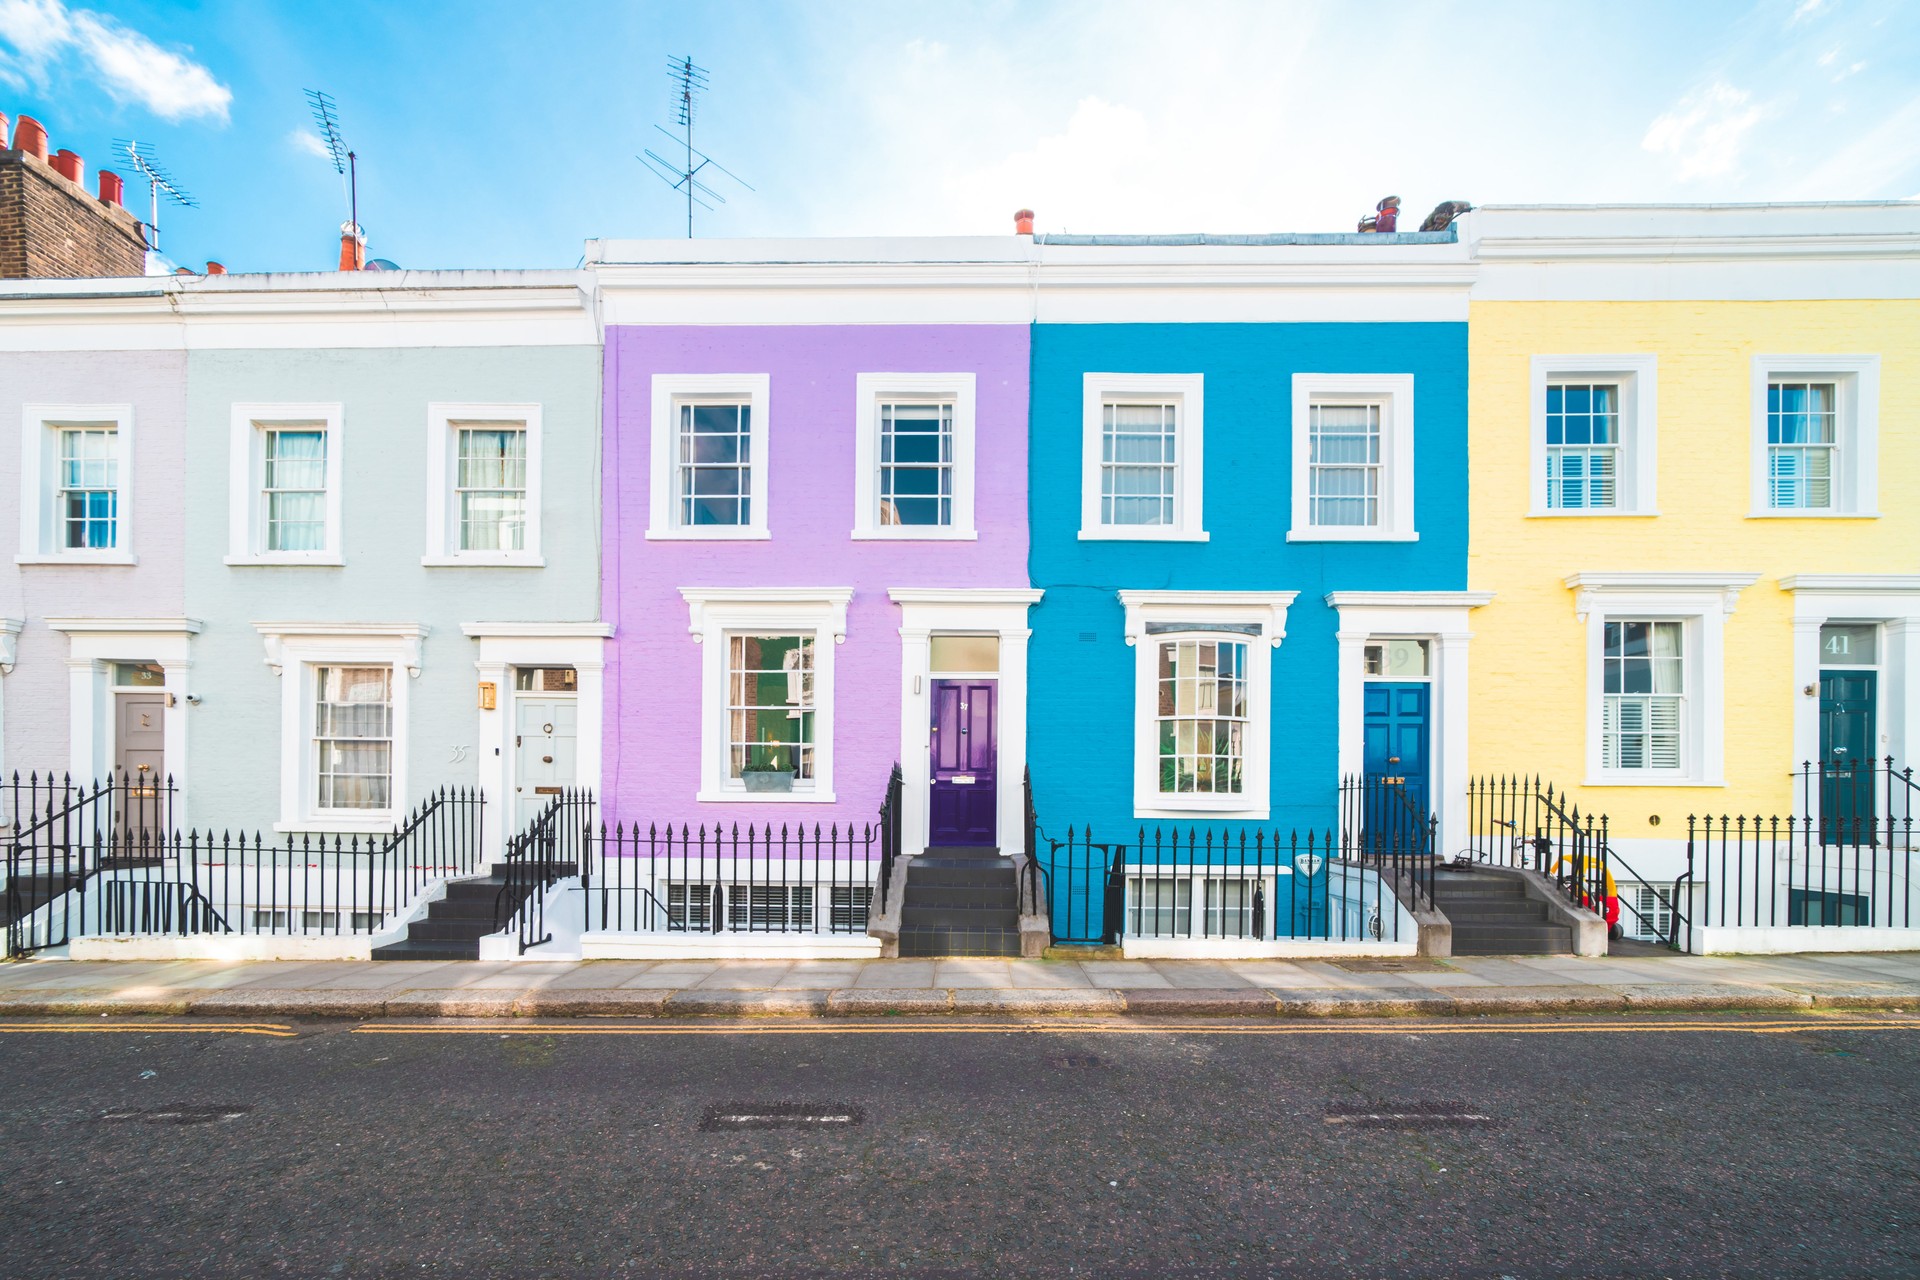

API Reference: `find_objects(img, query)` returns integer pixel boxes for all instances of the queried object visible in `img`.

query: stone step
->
[897,925,1021,957]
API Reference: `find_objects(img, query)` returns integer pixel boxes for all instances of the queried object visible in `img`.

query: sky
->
[1,0,1917,273]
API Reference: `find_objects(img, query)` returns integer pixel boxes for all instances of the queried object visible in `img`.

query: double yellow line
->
[0,1021,296,1036]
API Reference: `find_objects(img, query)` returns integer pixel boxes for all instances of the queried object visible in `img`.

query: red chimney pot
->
[97,169,124,206]
[205,261,226,275]
[338,224,366,272]
[0,113,10,150]
[174,267,194,276]
[13,115,49,160]
[51,149,84,184]
[1014,209,1035,236]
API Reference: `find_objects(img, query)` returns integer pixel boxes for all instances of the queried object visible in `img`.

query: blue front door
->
[929,680,996,847]
[1363,683,1431,816]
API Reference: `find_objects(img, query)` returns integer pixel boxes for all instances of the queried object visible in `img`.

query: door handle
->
[542,755,554,764]
[1388,756,1400,764]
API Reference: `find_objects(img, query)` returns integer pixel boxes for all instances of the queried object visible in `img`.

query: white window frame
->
[1079,373,1206,542]
[1119,591,1295,820]
[1529,355,1658,517]
[1567,574,1757,787]
[681,588,850,803]
[648,374,771,540]
[17,404,136,565]
[227,403,345,566]
[1288,374,1416,542]
[422,403,544,566]
[1749,355,1879,519]
[256,623,424,832]
[851,372,977,540]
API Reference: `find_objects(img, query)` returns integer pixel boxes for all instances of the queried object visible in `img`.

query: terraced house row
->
[2,149,1915,964]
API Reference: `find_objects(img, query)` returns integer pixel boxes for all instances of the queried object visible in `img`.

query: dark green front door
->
[1819,670,1876,842]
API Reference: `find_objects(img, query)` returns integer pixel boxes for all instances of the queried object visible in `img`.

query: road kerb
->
[1118,988,1279,1016]
[1267,986,1454,1017]
[950,988,1125,1015]
[514,989,670,1018]
[825,988,955,1016]
[189,989,389,1019]
[666,990,832,1017]
[1616,983,1813,1011]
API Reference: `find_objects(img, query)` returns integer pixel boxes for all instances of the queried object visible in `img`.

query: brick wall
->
[0,150,147,279]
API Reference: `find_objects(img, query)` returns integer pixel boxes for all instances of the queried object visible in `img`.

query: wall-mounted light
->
[184,694,202,706]
[478,681,497,710]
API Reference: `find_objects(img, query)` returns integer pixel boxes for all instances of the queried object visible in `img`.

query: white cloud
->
[287,128,333,161]
[1790,0,1831,25]
[1816,47,1838,66]
[0,0,229,122]
[0,0,71,61]
[1834,59,1867,81]
[1642,82,1767,180]
[1785,95,1920,198]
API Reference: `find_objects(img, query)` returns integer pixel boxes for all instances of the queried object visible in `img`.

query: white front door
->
[514,696,578,831]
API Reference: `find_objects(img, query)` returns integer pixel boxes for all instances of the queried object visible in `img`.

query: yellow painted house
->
[1462,203,1920,912]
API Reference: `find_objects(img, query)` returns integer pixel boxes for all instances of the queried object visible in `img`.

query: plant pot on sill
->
[742,769,797,794]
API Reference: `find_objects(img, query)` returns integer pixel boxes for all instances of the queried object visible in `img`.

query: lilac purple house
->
[590,238,1039,948]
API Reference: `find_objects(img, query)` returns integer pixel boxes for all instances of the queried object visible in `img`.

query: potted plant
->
[742,742,796,793]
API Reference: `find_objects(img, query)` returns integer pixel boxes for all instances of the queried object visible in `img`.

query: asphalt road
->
[1,1013,1917,1279]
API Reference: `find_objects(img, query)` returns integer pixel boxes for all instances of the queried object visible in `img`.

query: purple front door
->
[929,680,996,847]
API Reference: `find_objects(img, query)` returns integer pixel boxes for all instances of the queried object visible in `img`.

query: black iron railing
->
[875,764,903,918]
[493,789,594,954]
[581,820,879,935]
[1687,811,1915,932]
[1339,773,1438,911]
[1797,757,1917,846]
[5,778,484,957]
[1037,823,1422,947]
[1018,767,1045,920]
[1466,775,1683,948]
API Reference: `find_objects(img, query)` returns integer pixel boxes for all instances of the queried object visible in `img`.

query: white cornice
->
[254,622,429,677]
[0,617,20,673]
[1562,573,1761,621]
[1324,592,1495,609]
[1117,590,1298,647]
[45,617,204,635]
[460,622,613,639]
[679,588,854,644]
[887,588,1044,606]
[1780,575,1920,595]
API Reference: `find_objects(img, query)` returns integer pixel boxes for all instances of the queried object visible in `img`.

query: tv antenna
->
[639,55,752,237]
[112,140,196,255]
[304,88,359,241]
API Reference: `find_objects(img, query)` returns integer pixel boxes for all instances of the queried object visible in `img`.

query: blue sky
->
[2,0,1917,272]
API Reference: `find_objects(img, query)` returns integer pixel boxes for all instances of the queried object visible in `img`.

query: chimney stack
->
[1014,208,1035,236]
[12,115,48,160]
[338,222,366,271]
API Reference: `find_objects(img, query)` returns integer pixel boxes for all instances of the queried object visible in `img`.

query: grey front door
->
[515,697,578,830]
[116,694,165,792]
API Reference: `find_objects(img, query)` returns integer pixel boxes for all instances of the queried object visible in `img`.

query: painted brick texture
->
[1027,322,1470,839]
[1468,300,1920,829]
[601,324,1032,831]
[0,349,187,780]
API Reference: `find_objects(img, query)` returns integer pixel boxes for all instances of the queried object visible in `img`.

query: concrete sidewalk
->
[4,949,1920,1018]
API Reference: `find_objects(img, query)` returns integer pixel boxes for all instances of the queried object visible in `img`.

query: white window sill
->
[850,529,979,541]
[646,527,771,541]
[420,555,547,568]
[226,554,346,567]
[697,788,838,804]
[1079,528,1210,543]
[1134,802,1270,821]
[1526,509,1660,519]
[275,816,396,836]
[1582,776,1725,789]
[1285,529,1418,543]
[15,552,138,566]
[1746,510,1879,520]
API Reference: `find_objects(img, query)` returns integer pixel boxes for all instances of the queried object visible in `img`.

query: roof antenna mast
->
[305,89,358,244]
[112,140,196,255]
[640,55,752,237]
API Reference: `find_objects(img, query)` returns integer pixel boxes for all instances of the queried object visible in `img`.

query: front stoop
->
[897,847,1023,957]
[371,862,574,962]
[1432,867,1604,956]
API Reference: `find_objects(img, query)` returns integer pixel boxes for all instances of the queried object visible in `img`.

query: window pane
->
[1102,401,1177,526]
[1766,382,1836,510]
[1155,639,1247,796]
[1819,623,1877,666]
[264,428,328,551]
[1603,620,1684,773]
[879,400,954,528]
[56,427,119,549]
[678,401,752,527]
[929,635,999,672]
[455,425,529,553]
[1309,401,1381,527]
[315,665,392,810]
[726,634,814,780]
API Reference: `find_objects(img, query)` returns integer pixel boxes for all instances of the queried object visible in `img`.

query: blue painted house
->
[1023,233,1484,947]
